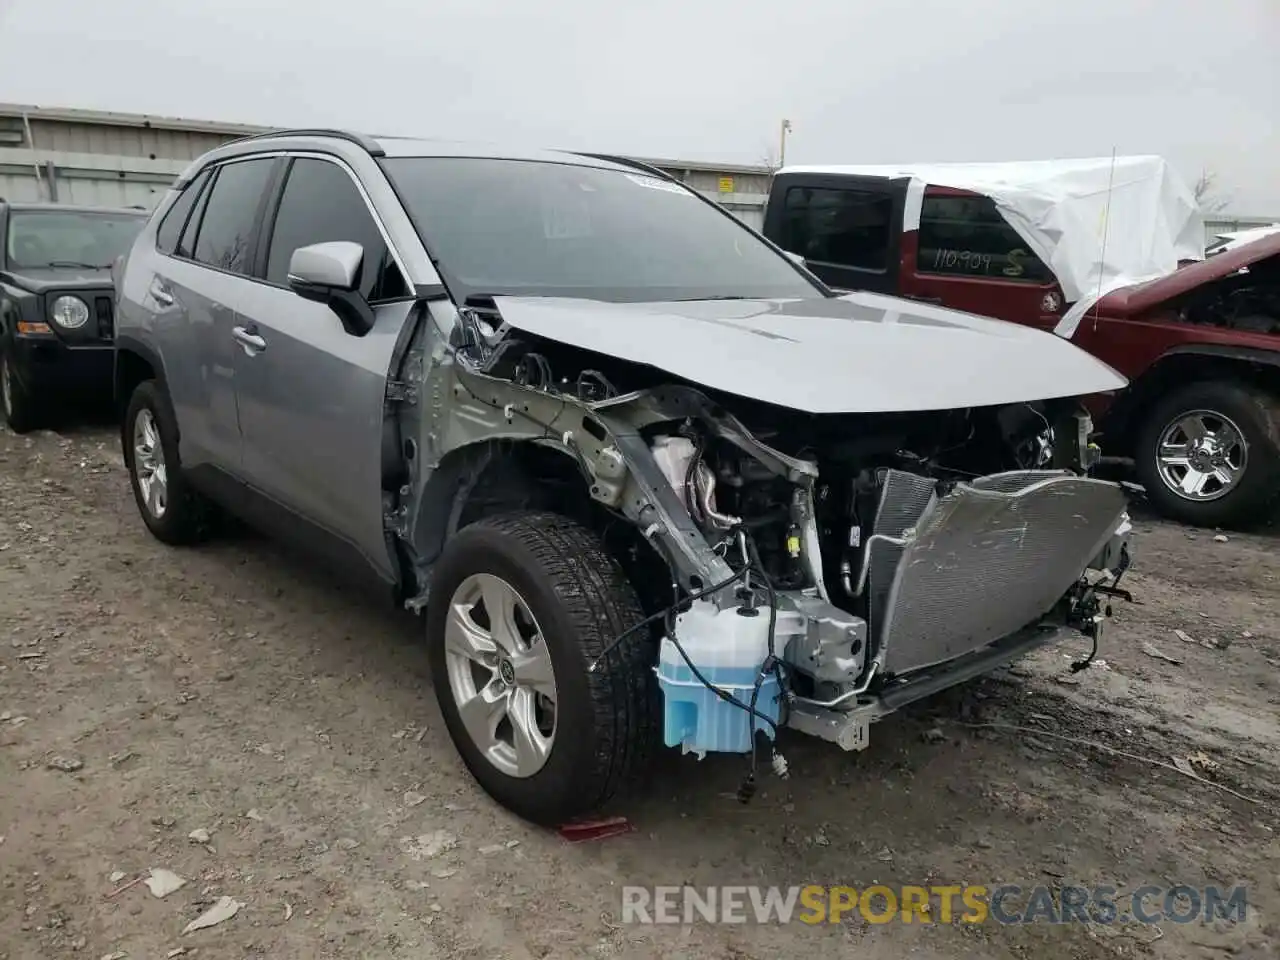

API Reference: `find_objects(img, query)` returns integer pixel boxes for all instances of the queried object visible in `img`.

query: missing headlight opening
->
[390,297,1133,807]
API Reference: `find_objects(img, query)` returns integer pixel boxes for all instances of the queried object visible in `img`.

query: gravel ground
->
[1,418,1278,960]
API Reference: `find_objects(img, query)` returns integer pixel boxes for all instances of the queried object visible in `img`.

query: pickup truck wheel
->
[425,511,656,825]
[123,380,218,545]
[1134,380,1280,529]
[1,350,40,434]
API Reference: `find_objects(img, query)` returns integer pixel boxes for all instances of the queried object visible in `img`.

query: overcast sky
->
[0,0,1275,213]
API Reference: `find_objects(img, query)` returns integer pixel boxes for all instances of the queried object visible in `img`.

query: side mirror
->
[287,241,374,336]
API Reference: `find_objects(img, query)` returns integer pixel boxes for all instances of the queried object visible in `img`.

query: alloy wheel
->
[442,573,558,778]
[1155,409,1248,502]
[133,408,169,519]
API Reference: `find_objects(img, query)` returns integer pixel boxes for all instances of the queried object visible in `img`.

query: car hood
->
[1,266,113,293]
[489,291,1127,414]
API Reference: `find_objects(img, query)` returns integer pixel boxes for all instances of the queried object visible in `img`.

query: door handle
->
[148,279,174,307]
[232,325,267,353]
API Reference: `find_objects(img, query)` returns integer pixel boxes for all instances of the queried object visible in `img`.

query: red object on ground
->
[557,816,633,842]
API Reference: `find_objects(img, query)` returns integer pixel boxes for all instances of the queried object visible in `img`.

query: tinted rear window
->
[778,187,894,272]
[156,169,212,256]
[191,158,275,275]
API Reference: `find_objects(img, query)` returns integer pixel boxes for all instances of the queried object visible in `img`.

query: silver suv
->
[114,129,1135,825]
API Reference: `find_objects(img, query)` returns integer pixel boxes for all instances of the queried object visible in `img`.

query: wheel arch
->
[1101,344,1280,455]
[114,334,170,411]
[407,438,669,613]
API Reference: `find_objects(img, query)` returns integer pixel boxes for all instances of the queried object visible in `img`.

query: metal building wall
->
[0,104,259,208]
[1,103,775,224]
[1203,215,1279,243]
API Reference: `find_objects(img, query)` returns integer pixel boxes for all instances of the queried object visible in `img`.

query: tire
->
[1,349,40,434]
[425,511,657,825]
[1133,380,1280,529]
[122,380,218,545]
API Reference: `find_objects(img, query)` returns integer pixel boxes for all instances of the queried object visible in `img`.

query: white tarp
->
[778,157,1206,339]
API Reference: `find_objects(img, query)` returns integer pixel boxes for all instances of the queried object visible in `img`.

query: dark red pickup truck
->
[761,168,1280,529]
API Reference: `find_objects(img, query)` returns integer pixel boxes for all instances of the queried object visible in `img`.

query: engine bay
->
[1177,256,1280,334]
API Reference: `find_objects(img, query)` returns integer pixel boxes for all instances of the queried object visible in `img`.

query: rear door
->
[144,156,279,472]
[761,172,908,295]
[898,187,1065,329]
[233,154,416,584]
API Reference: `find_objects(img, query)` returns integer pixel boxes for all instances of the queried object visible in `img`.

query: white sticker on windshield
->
[625,174,691,195]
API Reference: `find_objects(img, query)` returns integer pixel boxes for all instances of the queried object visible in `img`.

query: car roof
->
[1,201,148,216]
[372,135,630,168]
[217,128,651,175]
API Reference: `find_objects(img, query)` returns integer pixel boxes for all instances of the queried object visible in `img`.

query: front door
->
[232,156,416,583]
[898,187,1066,331]
[762,172,908,295]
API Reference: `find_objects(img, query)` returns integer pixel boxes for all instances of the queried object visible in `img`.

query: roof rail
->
[223,128,385,157]
[573,152,680,183]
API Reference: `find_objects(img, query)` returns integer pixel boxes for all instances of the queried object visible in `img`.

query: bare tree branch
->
[1194,168,1231,214]
[757,140,780,172]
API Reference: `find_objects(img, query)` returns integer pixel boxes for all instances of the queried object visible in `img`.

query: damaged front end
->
[393,298,1134,774]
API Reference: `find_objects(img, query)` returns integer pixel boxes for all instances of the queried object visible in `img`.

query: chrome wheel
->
[443,573,557,778]
[133,408,168,519]
[1155,409,1248,502]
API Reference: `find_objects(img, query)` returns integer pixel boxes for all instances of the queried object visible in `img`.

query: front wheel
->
[425,511,657,825]
[1133,380,1280,529]
[1,350,40,434]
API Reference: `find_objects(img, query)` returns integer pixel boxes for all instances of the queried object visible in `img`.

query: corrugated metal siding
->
[3,105,782,222]
[723,204,765,232]
[0,169,173,208]
[1204,215,1280,242]
[27,118,236,162]
[1,146,187,209]
[0,170,43,202]
[49,175,168,208]
[671,167,773,198]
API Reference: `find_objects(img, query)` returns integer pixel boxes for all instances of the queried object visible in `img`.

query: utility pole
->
[778,119,792,169]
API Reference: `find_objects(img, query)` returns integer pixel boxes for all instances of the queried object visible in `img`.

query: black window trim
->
[158,154,282,283]
[155,149,414,304]
[155,166,212,256]
[176,166,217,260]
[189,155,283,280]
[763,172,907,294]
[778,186,894,277]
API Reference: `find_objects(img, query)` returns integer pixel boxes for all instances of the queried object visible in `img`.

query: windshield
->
[5,210,146,270]
[380,157,823,303]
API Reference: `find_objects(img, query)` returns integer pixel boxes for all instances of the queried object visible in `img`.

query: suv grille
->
[95,296,115,341]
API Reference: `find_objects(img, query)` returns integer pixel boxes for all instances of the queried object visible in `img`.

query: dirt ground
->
[1,417,1278,960]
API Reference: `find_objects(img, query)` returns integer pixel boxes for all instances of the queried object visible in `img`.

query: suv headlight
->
[51,295,90,329]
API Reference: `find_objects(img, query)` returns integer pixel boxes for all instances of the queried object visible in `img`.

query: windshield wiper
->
[670,295,754,302]
[45,260,111,270]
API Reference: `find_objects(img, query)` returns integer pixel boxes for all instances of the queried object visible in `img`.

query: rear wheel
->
[1,350,40,434]
[1133,380,1280,529]
[425,511,656,825]
[123,380,218,544]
